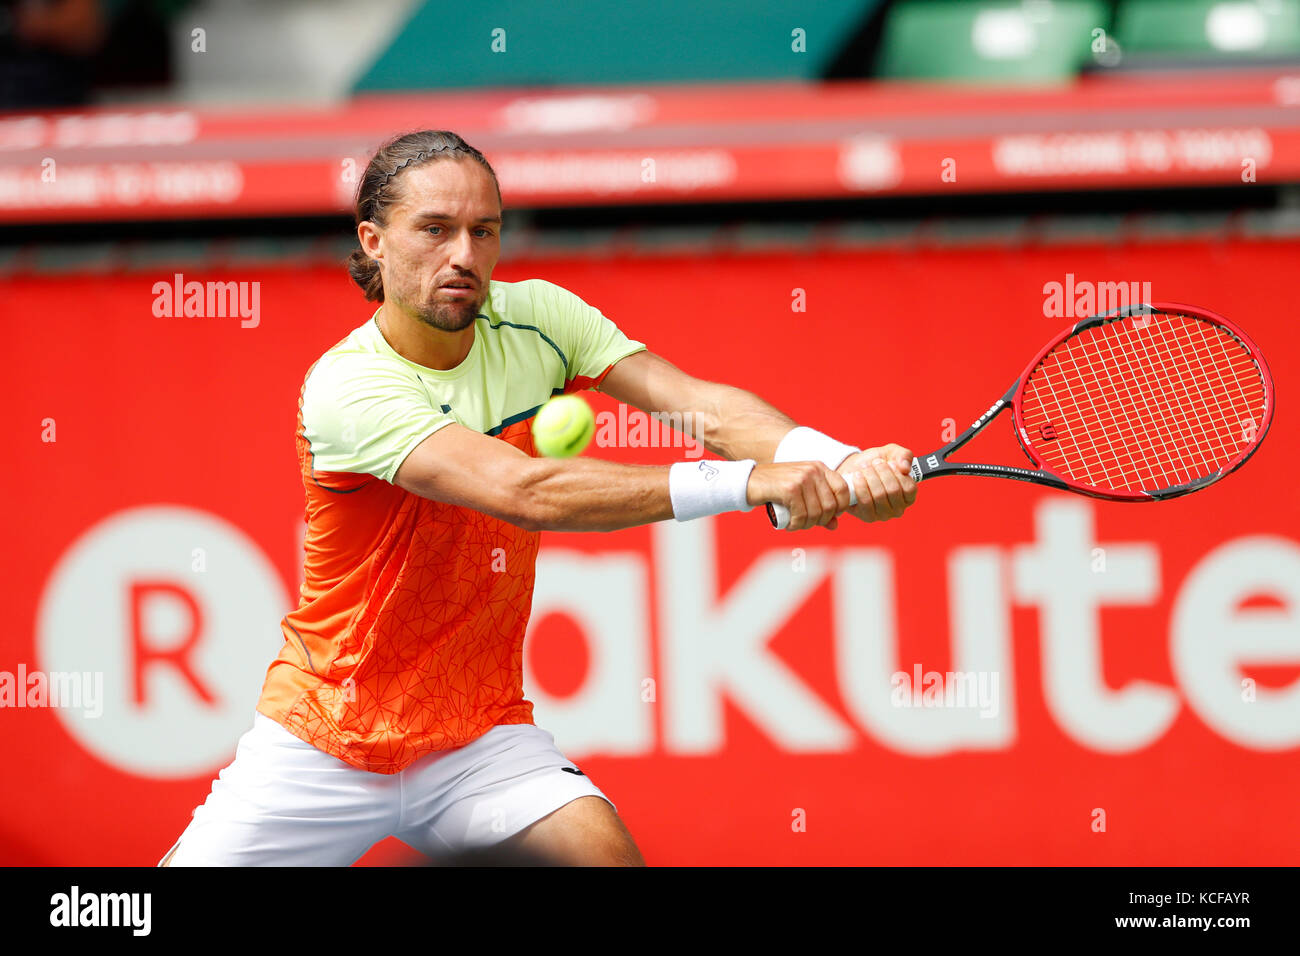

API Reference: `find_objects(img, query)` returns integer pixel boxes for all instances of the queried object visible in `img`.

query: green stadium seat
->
[354,0,880,93]
[878,0,1108,82]
[1116,0,1300,61]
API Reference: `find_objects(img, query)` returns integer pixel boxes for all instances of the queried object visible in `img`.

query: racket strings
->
[1020,311,1267,493]
[1056,318,1258,487]
[1032,315,1261,489]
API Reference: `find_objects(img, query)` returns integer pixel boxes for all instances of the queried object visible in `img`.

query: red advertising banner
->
[3,236,1298,864]
[2,69,1299,221]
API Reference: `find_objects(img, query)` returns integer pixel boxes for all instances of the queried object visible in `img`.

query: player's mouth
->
[437,281,477,298]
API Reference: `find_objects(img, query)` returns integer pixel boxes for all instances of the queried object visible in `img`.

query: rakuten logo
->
[526,499,1300,758]
[37,506,289,778]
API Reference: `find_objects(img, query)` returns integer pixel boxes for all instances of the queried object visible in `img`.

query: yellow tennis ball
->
[532,394,596,458]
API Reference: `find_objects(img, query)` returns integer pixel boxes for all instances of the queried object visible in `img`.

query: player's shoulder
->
[488,277,587,323]
[303,312,415,392]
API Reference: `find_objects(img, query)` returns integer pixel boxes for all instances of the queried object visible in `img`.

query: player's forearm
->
[510,446,861,535]
[597,353,804,464]
[516,457,676,532]
[689,383,799,463]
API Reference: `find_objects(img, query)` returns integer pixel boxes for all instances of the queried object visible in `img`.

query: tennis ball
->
[532,394,596,458]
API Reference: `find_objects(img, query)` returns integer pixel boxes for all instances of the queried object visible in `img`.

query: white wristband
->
[773,426,860,470]
[669,459,756,522]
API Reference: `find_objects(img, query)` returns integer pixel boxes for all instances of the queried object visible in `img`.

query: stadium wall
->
[3,235,1297,865]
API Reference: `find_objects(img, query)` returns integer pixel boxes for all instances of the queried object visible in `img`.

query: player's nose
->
[446,228,479,271]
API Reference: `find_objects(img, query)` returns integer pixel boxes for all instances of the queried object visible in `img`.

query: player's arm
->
[393,422,851,533]
[597,350,797,463]
[596,350,918,522]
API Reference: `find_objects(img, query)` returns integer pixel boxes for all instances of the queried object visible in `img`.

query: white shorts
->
[160,713,613,866]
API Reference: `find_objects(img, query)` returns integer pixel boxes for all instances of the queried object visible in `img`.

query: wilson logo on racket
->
[972,399,1005,430]
[901,303,1274,502]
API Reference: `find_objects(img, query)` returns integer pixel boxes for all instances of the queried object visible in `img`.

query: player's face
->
[380,158,502,332]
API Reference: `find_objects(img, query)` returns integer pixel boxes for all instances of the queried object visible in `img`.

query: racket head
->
[1010,302,1274,501]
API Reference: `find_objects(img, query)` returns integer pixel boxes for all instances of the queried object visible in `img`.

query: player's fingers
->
[873,463,915,520]
[825,466,855,514]
[857,464,889,520]
[800,476,828,530]
[785,466,817,531]
[881,448,919,506]
[871,457,907,517]
[898,466,918,505]
[785,482,809,531]
[877,444,914,480]
[879,443,913,464]
[809,466,845,528]
[847,470,878,522]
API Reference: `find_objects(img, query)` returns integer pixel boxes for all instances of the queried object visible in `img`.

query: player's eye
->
[426,225,443,235]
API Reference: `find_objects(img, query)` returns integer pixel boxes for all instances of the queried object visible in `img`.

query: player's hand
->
[837,444,917,523]
[747,461,855,531]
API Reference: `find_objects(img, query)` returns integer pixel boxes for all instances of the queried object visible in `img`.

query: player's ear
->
[357,220,383,260]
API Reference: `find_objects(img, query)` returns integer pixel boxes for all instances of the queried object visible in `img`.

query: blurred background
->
[3,0,1298,865]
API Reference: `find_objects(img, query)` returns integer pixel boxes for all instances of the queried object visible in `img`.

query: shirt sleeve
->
[528,279,647,391]
[301,354,455,484]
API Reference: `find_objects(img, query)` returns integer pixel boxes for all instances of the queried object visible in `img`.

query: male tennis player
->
[159,130,917,867]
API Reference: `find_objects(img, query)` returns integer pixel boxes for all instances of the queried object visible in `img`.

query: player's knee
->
[599,812,645,866]
[611,838,646,867]
[563,832,643,867]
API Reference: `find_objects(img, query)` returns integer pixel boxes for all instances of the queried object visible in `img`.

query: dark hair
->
[346,130,503,302]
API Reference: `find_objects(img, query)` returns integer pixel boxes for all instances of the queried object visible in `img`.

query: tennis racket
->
[767,302,1273,529]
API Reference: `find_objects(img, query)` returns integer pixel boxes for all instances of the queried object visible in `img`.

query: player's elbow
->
[510,508,546,534]
[508,457,563,532]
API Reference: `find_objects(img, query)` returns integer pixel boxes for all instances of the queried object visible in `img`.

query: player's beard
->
[418,295,480,332]
[394,281,483,332]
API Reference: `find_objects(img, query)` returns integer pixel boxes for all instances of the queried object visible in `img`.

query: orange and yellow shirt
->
[256,278,646,773]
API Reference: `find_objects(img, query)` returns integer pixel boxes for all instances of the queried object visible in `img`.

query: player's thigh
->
[159,714,398,866]
[395,723,637,863]
[507,794,645,867]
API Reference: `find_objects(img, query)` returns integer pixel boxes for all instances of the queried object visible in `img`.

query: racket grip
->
[766,478,858,529]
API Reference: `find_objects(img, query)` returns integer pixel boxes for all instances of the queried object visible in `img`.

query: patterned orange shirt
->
[256,279,646,773]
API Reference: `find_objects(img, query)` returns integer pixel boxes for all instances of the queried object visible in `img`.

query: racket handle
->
[766,478,858,530]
